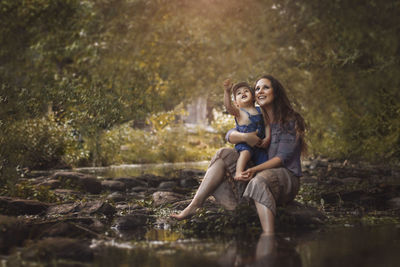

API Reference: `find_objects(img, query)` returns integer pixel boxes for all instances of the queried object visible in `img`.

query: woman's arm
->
[238,157,282,181]
[226,129,261,147]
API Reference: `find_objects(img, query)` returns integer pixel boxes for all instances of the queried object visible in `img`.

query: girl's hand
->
[257,137,271,149]
[223,79,233,92]
[238,168,256,181]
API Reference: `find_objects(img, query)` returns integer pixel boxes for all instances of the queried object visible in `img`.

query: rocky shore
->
[1,159,399,264]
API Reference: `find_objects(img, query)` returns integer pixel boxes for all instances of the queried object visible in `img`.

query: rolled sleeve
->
[225,128,236,143]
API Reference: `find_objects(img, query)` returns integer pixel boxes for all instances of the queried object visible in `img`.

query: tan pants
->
[210,148,300,215]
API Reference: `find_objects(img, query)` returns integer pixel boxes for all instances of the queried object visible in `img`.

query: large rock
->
[387,197,400,209]
[101,180,126,192]
[0,216,30,254]
[114,177,147,189]
[51,172,102,194]
[47,200,116,217]
[152,191,184,207]
[77,200,116,217]
[0,196,49,215]
[278,201,326,226]
[157,181,178,190]
[114,214,149,230]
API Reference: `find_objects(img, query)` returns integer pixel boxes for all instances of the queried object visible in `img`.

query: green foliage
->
[99,121,224,165]
[1,0,400,183]
[0,181,59,203]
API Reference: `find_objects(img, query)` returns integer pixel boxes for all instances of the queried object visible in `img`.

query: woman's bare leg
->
[255,201,275,235]
[171,158,226,220]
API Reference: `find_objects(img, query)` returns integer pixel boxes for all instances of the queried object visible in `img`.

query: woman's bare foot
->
[170,204,198,220]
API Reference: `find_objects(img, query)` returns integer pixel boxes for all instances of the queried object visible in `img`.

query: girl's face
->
[234,86,254,107]
[255,78,274,107]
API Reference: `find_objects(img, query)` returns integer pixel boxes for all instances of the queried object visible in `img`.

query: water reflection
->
[218,234,301,267]
[92,225,400,267]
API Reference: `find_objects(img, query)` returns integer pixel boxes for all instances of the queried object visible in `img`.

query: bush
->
[1,117,89,170]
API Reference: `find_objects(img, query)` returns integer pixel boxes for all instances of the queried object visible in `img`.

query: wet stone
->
[0,215,30,254]
[37,179,61,189]
[47,203,79,216]
[341,177,363,184]
[107,192,126,202]
[0,196,49,216]
[114,177,147,189]
[152,191,184,207]
[387,197,400,209]
[157,181,178,190]
[101,180,126,192]
[114,214,149,230]
[179,177,199,188]
[51,171,102,194]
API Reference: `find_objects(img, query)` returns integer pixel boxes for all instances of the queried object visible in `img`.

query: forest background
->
[1,0,400,186]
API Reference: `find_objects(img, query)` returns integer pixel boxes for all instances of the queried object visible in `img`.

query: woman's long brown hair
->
[255,75,307,155]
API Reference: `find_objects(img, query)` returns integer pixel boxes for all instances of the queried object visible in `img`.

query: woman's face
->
[255,78,274,107]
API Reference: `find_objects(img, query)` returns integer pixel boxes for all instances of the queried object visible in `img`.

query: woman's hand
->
[236,168,256,181]
[243,131,262,147]
[227,130,262,147]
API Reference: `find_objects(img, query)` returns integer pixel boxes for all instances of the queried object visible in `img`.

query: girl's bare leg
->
[235,150,250,179]
[255,201,275,235]
[171,158,226,220]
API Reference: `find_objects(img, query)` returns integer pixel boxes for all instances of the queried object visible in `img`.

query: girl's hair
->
[232,82,255,101]
[255,75,307,155]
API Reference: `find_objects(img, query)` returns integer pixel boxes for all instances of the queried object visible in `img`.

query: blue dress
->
[235,107,269,165]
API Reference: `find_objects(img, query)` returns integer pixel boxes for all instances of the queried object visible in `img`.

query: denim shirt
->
[226,120,302,177]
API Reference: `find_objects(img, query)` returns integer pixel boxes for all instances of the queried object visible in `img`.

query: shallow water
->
[90,224,400,267]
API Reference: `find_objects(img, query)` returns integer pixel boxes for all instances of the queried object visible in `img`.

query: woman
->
[171,75,306,235]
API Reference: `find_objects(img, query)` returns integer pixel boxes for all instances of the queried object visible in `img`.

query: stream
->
[81,163,400,267]
[9,162,400,266]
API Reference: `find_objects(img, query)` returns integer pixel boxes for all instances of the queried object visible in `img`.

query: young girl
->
[223,79,270,180]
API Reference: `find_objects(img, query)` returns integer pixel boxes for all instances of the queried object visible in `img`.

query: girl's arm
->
[223,79,240,117]
[226,129,261,147]
[239,157,282,181]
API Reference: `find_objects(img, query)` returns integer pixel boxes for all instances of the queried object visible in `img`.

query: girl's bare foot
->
[170,205,198,220]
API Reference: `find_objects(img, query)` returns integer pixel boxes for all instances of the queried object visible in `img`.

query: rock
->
[131,186,150,193]
[278,201,326,226]
[152,191,184,207]
[341,177,363,184]
[114,214,149,230]
[179,177,199,188]
[114,177,147,189]
[51,171,102,194]
[387,197,400,209]
[48,200,116,217]
[37,179,61,189]
[0,196,49,215]
[40,222,97,239]
[107,192,126,202]
[0,215,29,254]
[101,180,126,192]
[78,200,116,217]
[300,176,318,184]
[157,181,178,190]
[327,177,344,185]
[21,237,93,262]
[47,203,79,216]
